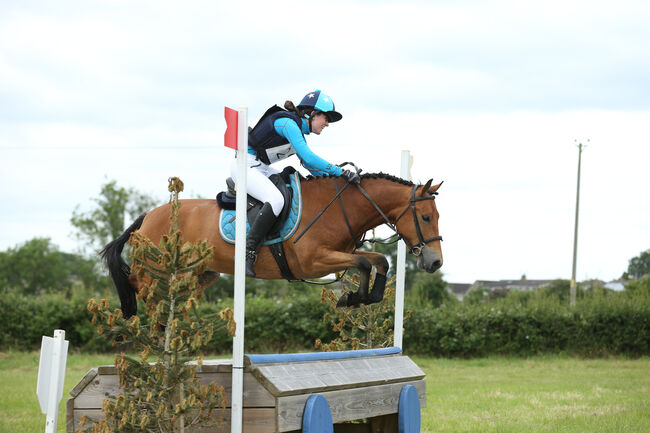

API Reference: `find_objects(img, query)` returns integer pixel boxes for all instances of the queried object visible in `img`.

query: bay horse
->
[101,173,443,318]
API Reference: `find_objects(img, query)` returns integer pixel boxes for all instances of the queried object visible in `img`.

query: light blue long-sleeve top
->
[249,117,342,177]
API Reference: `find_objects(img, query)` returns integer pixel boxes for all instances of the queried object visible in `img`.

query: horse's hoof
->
[336,292,362,308]
[198,270,219,286]
[336,292,350,308]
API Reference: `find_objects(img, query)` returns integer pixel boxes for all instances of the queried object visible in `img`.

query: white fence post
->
[37,329,69,433]
[394,150,412,349]
[231,106,248,433]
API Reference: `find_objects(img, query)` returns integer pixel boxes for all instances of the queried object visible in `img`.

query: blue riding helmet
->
[297,90,342,123]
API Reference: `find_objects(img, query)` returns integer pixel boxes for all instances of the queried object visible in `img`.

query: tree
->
[0,238,104,295]
[71,179,158,255]
[85,177,232,433]
[316,273,407,351]
[625,249,650,279]
[535,279,589,302]
[464,287,489,305]
[625,274,650,295]
[410,271,453,307]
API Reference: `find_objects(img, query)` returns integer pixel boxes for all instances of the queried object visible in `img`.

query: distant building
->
[446,275,555,300]
[470,275,554,292]
[446,275,630,300]
[446,283,471,300]
[604,279,626,291]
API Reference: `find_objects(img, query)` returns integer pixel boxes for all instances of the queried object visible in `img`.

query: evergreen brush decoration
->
[316,272,412,351]
[84,177,234,433]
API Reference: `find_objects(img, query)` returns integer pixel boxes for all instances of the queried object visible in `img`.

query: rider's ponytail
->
[285,100,313,119]
[284,100,299,115]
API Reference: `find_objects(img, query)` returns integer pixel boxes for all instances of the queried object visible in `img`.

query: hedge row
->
[1,291,648,357]
[0,292,336,353]
[404,296,650,357]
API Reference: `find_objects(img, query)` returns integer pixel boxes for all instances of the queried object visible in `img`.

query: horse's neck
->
[351,180,410,232]
[302,177,410,234]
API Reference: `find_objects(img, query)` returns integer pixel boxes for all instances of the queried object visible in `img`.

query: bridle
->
[355,183,442,256]
[290,176,442,285]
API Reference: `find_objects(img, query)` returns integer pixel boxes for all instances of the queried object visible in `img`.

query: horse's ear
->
[420,179,433,196]
[431,181,444,193]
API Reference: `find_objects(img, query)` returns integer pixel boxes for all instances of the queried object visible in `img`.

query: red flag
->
[224,107,238,149]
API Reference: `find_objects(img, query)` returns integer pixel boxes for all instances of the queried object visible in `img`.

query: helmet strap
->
[304,110,314,131]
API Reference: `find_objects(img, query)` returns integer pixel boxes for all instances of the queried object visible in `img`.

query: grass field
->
[0,352,648,433]
[412,356,649,432]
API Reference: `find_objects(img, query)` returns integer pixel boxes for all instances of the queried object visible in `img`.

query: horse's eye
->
[422,215,431,223]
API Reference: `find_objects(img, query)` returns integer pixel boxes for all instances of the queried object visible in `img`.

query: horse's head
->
[394,179,443,273]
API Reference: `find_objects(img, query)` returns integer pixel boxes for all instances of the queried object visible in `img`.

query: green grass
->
[1,352,648,433]
[0,351,116,433]
[413,356,650,433]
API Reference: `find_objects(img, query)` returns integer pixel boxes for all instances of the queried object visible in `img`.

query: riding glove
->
[341,169,361,184]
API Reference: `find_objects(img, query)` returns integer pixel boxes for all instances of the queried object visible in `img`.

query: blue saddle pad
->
[218,171,302,246]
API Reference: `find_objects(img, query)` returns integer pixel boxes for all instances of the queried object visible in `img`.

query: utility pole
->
[570,139,588,306]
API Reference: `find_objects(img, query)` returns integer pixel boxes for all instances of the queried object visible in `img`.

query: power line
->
[0,146,219,150]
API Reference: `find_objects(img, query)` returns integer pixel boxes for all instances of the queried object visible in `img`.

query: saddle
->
[216,166,296,238]
[216,167,303,281]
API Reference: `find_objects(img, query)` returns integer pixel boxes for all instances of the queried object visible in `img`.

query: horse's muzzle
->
[417,246,443,273]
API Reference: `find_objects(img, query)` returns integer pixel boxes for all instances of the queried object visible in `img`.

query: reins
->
[291,168,442,285]
[294,173,442,255]
[292,180,352,245]
[292,162,358,245]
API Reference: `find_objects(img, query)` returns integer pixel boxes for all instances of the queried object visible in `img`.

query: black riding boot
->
[245,202,277,277]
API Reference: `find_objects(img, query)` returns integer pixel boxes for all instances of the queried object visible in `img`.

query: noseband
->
[356,184,442,256]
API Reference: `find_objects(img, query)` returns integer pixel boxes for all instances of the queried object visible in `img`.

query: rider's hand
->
[341,169,361,184]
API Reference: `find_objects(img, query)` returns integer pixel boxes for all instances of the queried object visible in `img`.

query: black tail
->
[99,213,146,318]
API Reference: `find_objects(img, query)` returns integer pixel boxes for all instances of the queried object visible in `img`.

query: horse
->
[101,173,443,318]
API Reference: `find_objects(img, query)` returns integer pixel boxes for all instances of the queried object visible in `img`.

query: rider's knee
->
[268,191,284,216]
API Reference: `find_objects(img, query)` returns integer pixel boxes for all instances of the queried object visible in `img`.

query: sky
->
[1,0,649,284]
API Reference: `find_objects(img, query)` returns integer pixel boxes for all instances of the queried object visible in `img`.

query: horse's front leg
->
[354,251,389,304]
[307,250,373,307]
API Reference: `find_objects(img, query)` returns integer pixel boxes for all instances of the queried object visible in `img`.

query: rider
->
[230,90,360,277]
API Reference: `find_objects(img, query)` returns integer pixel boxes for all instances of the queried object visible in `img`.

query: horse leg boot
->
[245,202,277,278]
[368,273,387,303]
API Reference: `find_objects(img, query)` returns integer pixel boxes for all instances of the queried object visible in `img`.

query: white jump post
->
[394,150,412,349]
[231,106,248,433]
[37,329,69,433]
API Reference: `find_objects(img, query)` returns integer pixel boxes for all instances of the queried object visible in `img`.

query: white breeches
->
[230,154,284,217]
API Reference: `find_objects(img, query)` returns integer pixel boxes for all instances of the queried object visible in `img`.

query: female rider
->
[230,90,360,277]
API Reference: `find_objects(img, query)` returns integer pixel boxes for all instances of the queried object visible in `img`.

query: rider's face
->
[310,112,329,135]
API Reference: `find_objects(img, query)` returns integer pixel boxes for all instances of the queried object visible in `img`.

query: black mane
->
[305,171,415,186]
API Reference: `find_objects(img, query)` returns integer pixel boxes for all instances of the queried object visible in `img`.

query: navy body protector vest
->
[248,105,303,165]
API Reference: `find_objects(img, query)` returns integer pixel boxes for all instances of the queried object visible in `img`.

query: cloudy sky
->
[1,0,649,284]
